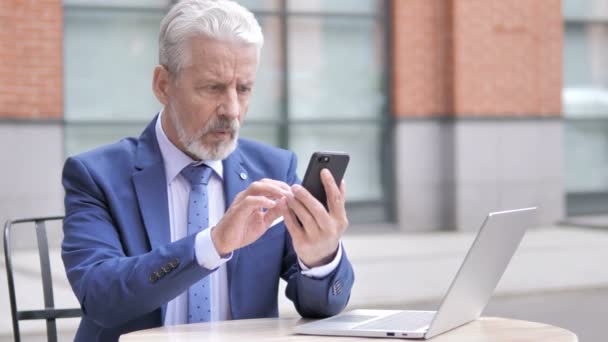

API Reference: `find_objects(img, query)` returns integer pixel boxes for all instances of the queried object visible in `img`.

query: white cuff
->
[195,227,232,270]
[299,242,343,278]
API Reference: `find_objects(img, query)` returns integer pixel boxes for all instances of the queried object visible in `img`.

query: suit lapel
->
[133,166,170,252]
[132,115,170,252]
[222,146,250,318]
[222,147,250,219]
[132,116,170,321]
[133,163,170,322]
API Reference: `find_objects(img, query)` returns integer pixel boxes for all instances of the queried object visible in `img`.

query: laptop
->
[295,207,537,339]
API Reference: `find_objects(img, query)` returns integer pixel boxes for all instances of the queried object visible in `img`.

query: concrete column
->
[0,122,64,250]
[391,0,564,231]
[394,119,564,231]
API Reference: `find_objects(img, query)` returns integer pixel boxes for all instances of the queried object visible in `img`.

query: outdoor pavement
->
[1,224,607,341]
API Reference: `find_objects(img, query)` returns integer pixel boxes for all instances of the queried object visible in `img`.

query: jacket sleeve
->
[281,152,355,318]
[61,157,210,328]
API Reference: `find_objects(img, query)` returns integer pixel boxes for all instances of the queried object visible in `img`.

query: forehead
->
[185,35,258,80]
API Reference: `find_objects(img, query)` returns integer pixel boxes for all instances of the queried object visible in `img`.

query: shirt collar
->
[155,110,224,184]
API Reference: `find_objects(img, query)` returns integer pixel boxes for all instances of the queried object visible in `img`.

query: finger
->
[262,197,285,227]
[291,184,330,229]
[321,169,346,219]
[242,181,291,201]
[340,179,346,198]
[248,208,268,237]
[252,208,265,226]
[258,178,293,194]
[286,192,321,236]
[282,205,305,241]
[236,195,277,214]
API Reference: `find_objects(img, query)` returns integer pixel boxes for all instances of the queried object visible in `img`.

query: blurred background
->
[0,0,606,341]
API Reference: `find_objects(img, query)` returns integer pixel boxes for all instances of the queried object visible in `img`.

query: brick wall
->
[392,0,562,117]
[0,0,63,119]
[392,0,453,116]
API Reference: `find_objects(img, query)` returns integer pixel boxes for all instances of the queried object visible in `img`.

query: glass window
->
[562,2,608,215]
[289,123,383,202]
[287,0,381,14]
[563,0,608,21]
[288,17,385,119]
[65,123,146,157]
[64,0,167,8]
[236,0,280,11]
[286,11,387,215]
[563,23,608,116]
[240,123,280,146]
[247,16,283,121]
[564,120,608,192]
[64,7,164,121]
[63,1,390,222]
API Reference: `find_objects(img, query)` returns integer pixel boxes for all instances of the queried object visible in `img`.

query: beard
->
[167,105,240,161]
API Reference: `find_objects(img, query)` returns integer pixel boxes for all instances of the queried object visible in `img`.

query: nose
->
[218,88,239,119]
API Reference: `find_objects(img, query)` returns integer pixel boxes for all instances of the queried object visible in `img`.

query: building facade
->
[1,0,603,233]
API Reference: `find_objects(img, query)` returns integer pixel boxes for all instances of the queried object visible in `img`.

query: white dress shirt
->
[155,112,342,326]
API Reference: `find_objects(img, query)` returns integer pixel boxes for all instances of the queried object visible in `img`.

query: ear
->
[152,65,171,106]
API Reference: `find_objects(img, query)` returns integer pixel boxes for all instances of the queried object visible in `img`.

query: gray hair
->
[159,0,264,74]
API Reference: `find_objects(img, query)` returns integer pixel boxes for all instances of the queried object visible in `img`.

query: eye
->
[237,85,252,93]
[199,83,224,93]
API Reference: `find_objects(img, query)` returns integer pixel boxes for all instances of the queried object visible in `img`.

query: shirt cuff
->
[299,242,343,278]
[195,227,232,270]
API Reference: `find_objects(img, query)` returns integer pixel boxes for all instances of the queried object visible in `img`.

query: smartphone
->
[301,151,350,210]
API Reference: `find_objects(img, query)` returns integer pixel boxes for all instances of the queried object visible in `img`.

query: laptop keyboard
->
[355,311,436,331]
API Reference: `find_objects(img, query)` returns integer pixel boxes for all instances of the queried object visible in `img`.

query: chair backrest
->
[3,216,82,342]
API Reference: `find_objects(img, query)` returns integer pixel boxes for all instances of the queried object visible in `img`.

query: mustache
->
[196,117,241,138]
[202,117,240,134]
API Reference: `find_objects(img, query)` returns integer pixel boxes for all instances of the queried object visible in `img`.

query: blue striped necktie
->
[180,163,213,323]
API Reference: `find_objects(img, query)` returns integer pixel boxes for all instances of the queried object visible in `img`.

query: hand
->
[211,179,291,255]
[282,169,349,268]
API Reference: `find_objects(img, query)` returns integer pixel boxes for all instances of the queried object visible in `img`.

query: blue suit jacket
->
[61,117,354,341]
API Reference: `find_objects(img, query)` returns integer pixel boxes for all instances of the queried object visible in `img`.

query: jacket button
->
[170,258,180,269]
[162,265,172,273]
[154,271,163,279]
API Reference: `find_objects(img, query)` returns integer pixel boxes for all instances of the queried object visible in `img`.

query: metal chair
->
[3,216,82,342]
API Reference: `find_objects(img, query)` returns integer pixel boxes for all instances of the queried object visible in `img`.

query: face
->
[154,35,258,160]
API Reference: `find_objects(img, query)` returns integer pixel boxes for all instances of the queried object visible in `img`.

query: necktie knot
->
[181,163,213,186]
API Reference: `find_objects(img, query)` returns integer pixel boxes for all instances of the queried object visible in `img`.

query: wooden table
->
[120,317,578,341]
